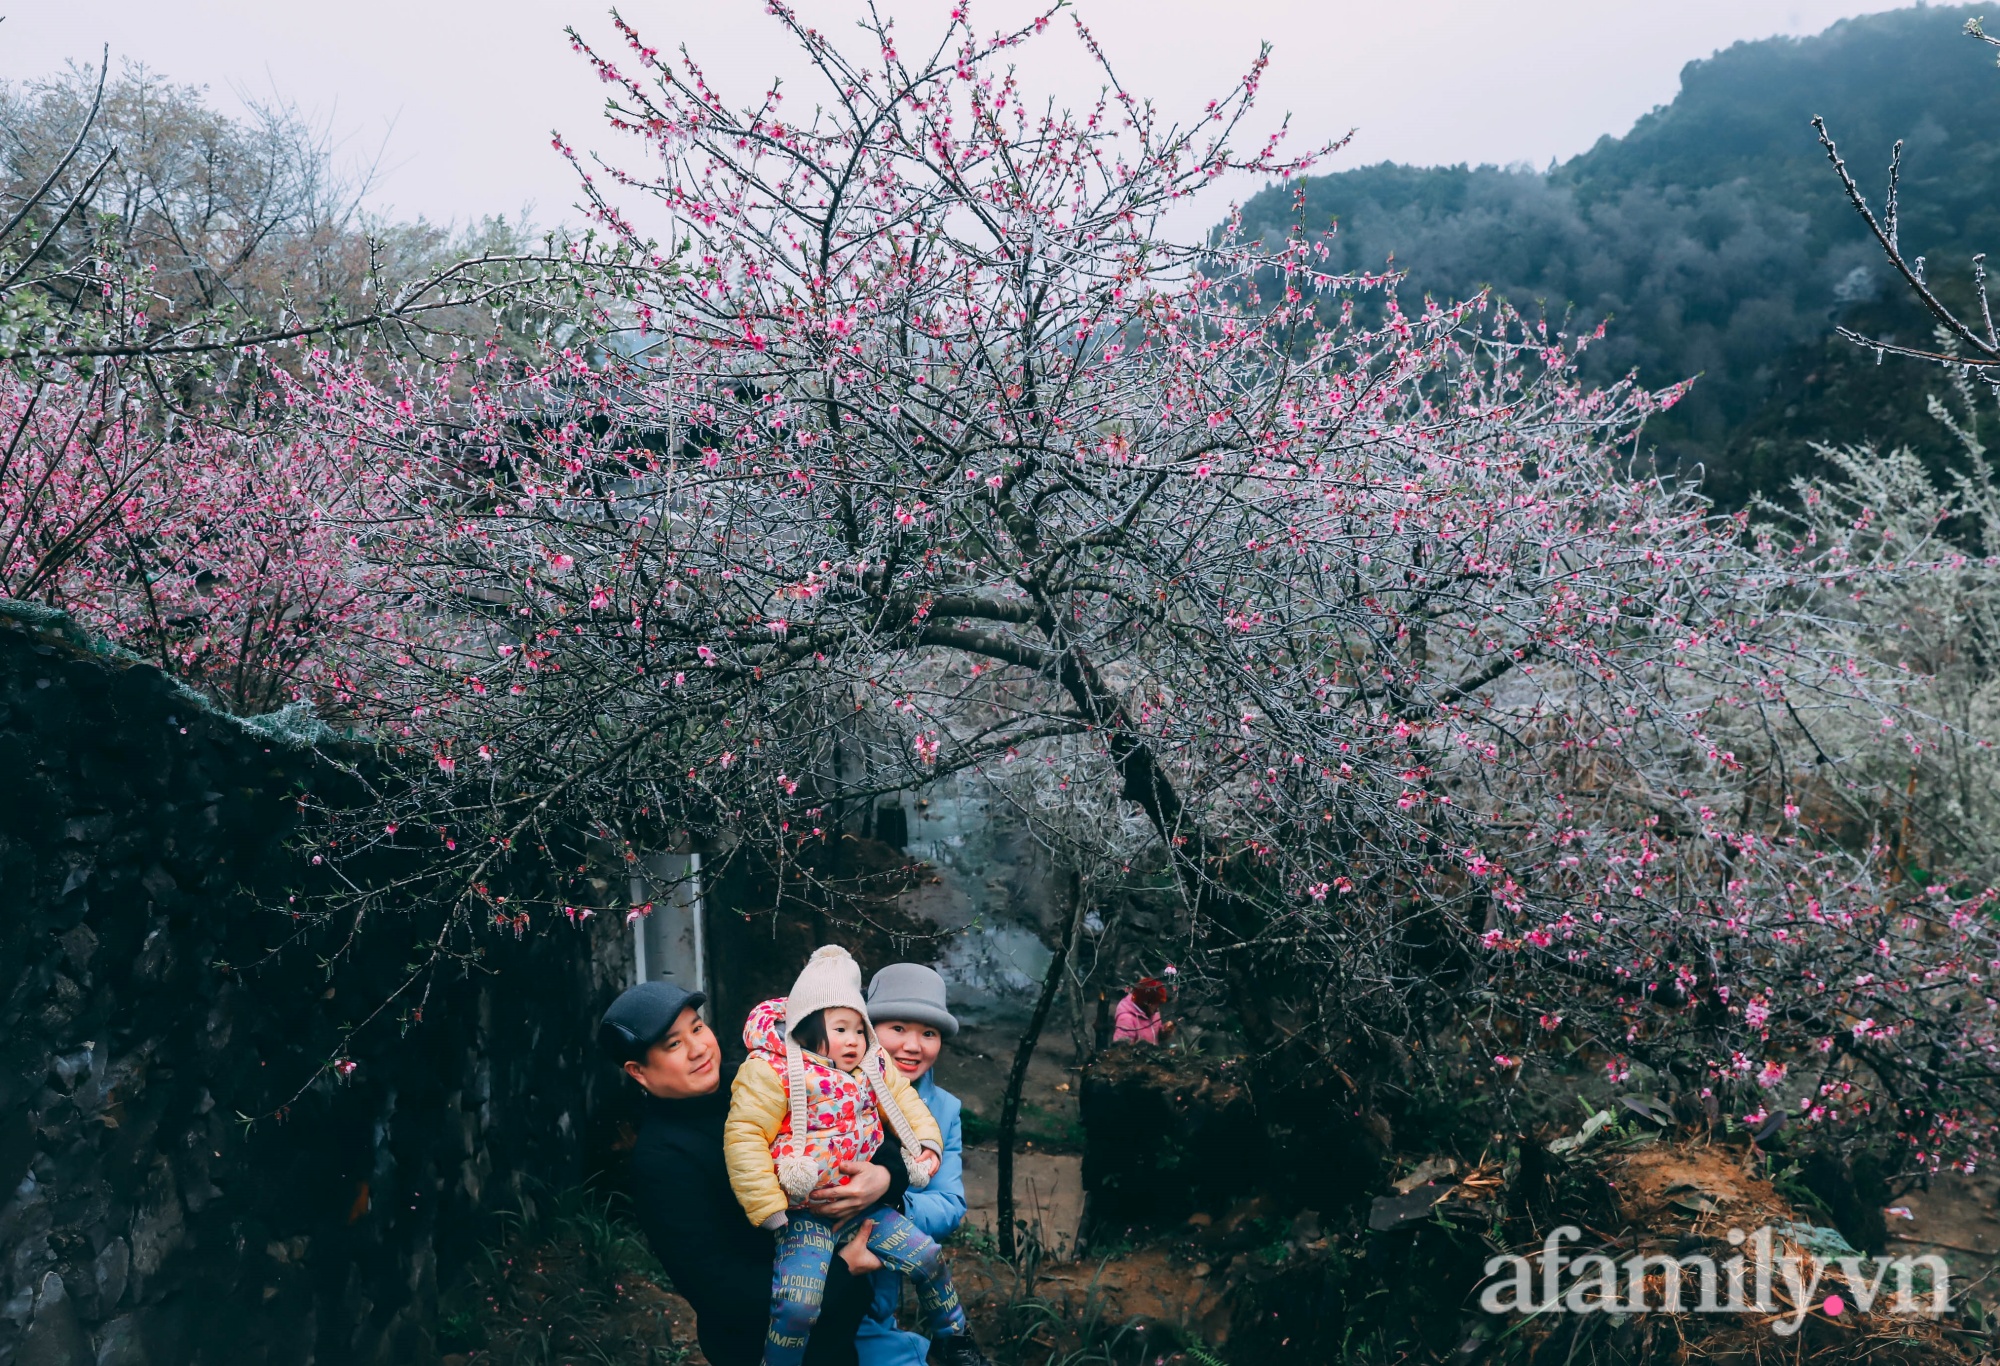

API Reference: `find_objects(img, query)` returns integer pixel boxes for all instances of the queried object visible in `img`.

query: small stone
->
[129,1163,185,1277]
[48,1048,92,1091]
[57,924,96,968]
[93,1315,145,1366]
[93,1239,129,1311]
[20,1272,91,1366]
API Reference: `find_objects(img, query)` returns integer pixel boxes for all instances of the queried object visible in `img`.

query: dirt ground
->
[1899,1172,2000,1257]
[951,1241,1229,1349]
[634,1237,1194,1366]
[933,1019,1083,1140]
[1894,1171,2000,1309]
[929,1015,1089,1256]
[960,1146,1087,1254]
[1610,1141,1792,1228]
[445,1125,2000,1366]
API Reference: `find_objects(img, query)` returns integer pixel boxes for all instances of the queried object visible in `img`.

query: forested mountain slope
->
[1234,4,2000,503]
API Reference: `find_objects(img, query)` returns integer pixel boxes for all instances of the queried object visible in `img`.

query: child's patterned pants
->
[766,1208,965,1366]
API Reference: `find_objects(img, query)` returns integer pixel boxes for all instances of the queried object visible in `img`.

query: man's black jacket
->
[627,1077,908,1366]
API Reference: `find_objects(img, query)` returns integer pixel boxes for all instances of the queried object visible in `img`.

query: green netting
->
[233,700,337,748]
[0,597,337,751]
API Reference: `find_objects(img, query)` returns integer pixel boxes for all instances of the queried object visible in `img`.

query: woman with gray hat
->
[855,963,967,1366]
[600,978,909,1366]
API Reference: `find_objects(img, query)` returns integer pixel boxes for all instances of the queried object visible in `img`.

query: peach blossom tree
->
[285,5,2000,1167]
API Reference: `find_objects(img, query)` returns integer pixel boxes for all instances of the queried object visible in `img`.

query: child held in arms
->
[724,946,990,1366]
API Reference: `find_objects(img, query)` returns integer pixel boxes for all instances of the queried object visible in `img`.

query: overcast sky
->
[3,0,1930,240]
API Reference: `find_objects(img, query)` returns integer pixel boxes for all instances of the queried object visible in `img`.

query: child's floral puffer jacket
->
[743,997,886,1197]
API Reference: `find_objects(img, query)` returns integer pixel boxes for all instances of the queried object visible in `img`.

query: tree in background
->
[0,57,533,358]
[0,58,612,713]
[0,364,392,714]
[1801,15,2000,904]
[1233,3,2000,507]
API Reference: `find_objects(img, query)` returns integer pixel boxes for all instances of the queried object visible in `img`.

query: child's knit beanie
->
[784,943,874,1046]
[777,945,932,1200]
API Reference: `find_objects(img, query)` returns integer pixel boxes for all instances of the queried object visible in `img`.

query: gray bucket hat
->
[865,963,958,1037]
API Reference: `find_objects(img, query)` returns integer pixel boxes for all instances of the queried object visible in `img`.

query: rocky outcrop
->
[0,613,633,1366]
[1078,1046,1266,1227]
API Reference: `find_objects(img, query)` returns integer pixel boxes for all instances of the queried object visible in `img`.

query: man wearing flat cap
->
[601,979,909,1366]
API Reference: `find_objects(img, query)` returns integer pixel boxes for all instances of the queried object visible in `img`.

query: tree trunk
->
[1030,622,1284,1052]
[997,869,1085,1260]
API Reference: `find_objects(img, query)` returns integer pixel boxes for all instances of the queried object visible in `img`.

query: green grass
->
[979,1259,1156,1366]
[436,1185,687,1365]
[962,1100,1086,1153]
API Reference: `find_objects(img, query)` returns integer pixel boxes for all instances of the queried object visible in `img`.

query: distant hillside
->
[1235,4,2000,504]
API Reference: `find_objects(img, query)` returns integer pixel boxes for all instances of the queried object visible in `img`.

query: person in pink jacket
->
[1111,977,1172,1044]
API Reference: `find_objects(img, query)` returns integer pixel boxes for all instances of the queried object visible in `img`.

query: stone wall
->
[0,613,634,1366]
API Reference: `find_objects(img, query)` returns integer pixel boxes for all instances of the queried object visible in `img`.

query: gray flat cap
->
[599,979,706,1058]
[865,962,958,1037]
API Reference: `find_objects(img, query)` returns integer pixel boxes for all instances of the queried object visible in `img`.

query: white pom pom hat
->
[776,945,932,1201]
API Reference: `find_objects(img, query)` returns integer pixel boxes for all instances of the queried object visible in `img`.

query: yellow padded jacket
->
[724,1004,943,1229]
